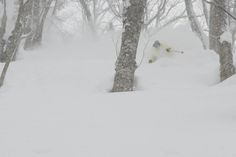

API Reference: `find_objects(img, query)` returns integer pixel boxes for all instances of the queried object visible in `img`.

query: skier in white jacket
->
[148,40,184,63]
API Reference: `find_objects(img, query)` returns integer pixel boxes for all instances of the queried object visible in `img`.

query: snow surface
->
[0,25,236,157]
[220,31,232,43]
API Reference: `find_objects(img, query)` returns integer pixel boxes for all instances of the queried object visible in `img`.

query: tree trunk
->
[0,0,26,87]
[112,0,146,92]
[184,0,208,49]
[24,0,40,50]
[0,0,7,56]
[24,0,53,50]
[219,41,235,81]
[0,0,26,62]
[31,0,53,48]
[209,0,235,81]
[231,0,236,53]
[209,0,226,52]
[79,0,96,35]
[52,0,65,15]
[201,0,209,26]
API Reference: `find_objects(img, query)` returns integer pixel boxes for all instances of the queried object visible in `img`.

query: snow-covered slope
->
[0,25,236,157]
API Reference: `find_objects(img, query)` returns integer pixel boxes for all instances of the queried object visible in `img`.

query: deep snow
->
[0,25,236,157]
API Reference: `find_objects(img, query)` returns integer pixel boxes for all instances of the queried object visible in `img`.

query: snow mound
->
[218,75,236,87]
[1,24,236,157]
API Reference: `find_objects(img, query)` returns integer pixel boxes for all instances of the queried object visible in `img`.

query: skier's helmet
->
[153,40,161,48]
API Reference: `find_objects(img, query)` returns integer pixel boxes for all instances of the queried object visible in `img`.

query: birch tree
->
[0,0,30,87]
[24,0,54,50]
[24,0,39,49]
[79,0,96,34]
[112,0,146,92]
[52,0,65,15]
[208,0,225,52]
[184,0,208,49]
[145,0,186,30]
[0,0,31,62]
[0,0,7,57]
[231,0,236,53]
[77,0,111,35]
[208,0,235,81]
[107,0,186,33]
[201,0,209,26]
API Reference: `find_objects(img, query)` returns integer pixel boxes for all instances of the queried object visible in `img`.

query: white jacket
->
[148,43,176,63]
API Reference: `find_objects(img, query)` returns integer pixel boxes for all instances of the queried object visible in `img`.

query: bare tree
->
[78,0,95,34]
[231,0,236,53]
[0,0,30,87]
[145,0,186,30]
[24,0,54,50]
[52,0,65,15]
[77,0,111,34]
[112,0,146,92]
[219,41,235,81]
[24,0,40,49]
[208,0,235,81]
[0,0,7,56]
[107,0,186,32]
[201,0,209,26]
[208,0,226,52]
[0,0,32,62]
[184,0,208,49]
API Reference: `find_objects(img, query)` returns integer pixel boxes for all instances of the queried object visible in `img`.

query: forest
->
[0,0,236,157]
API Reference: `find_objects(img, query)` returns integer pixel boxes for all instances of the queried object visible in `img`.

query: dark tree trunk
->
[209,0,236,81]
[219,41,235,81]
[112,0,146,92]
[24,0,40,50]
[0,0,7,56]
[231,0,236,53]
[0,0,26,87]
[31,0,53,47]
[209,0,226,52]
[0,0,26,62]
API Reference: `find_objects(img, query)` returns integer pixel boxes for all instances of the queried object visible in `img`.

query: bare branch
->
[204,0,236,21]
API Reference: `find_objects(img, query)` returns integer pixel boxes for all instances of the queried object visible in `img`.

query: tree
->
[201,0,209,26]
[184,0,208,49]
[144,0,186,31]
[0,0,7,57]
[231,0,236,53]
[24,0,40,49]
[0,0,31,62]
[208,0,226,52]
[24,0,54,50]
[77,0,111,35]
[0,0,24,87]
[107,0,186,33]
[79,0,95,34]
[112,0,146,92]
[0,0,31,87]
[208,0,235,81]
[219,41,235,81]
[52,0,65,15]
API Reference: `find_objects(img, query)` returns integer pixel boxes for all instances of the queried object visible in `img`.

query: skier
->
[148,40,184,63]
